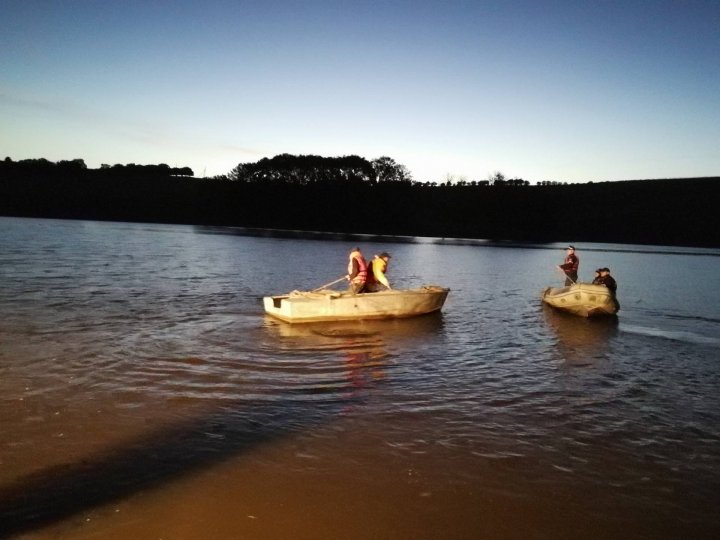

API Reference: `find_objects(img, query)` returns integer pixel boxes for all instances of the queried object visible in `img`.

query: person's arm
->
[560,256,578,271]
[376,268,390,288]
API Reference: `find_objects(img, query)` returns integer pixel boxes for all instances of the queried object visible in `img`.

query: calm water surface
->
[1,217,719,539]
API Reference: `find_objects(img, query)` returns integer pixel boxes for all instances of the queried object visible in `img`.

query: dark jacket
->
[592,274,617,294]
[559,253,579,277]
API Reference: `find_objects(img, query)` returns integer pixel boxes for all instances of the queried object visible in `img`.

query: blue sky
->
[2,0,719,182]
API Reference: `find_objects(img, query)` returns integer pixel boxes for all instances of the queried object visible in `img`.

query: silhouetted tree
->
[371,156,412,183]
[229,154,375,185]
[489,171,506,186]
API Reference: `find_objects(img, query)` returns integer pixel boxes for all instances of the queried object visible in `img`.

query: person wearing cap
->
[365,252,392,292]
[593,267,620,310]
[558,245,579,285]
[346,247,368,294]
[592,267,617,293]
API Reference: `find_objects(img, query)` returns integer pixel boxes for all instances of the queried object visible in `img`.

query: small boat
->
[541,283,618,317]
[263,285,449,323]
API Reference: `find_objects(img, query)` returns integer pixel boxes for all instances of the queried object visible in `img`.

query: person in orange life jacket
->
[558,245,579,285]
[366,252,392,292]
[346,247,368,294]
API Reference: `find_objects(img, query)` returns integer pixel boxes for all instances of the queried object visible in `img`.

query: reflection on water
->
[262,315,446,404]
[542,305,619,365]
[1,218,720,539]
[263,312,445,341]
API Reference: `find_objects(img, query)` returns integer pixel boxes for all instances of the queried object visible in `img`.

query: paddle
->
[312,276,347,292]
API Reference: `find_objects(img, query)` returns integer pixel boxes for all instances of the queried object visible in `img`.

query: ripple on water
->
[2,220,720,538]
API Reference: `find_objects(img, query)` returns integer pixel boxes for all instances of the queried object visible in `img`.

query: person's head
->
[600,267,611,275]
[595,268,602,275]
[349,246,361,255]
[566,245,575,253]
[378,251,391,262]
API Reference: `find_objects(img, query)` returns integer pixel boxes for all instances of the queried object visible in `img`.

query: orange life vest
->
[347,251,368,284]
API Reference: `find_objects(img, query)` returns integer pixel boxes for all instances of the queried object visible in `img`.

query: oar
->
[312,276,347,292]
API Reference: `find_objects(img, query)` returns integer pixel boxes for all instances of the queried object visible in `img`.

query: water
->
[1,217,719,539]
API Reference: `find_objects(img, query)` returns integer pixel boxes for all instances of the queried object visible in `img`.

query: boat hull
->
[542,283,618,317]
[263,285,449,323]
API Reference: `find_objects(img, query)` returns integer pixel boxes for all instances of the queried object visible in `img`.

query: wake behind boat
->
[542,282,618,318]
[263,285,449,323]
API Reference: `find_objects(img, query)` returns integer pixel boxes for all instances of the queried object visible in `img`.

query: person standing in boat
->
[558,245,579,285]
[346,247,368,294]
[366,252,392,292]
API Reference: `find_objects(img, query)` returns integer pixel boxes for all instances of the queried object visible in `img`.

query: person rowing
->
[366,252,392,292]
[346,247,368,294]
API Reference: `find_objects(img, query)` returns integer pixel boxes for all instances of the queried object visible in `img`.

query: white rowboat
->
[263,285,449,323]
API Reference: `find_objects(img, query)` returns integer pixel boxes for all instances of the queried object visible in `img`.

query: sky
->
[1,0,719,183]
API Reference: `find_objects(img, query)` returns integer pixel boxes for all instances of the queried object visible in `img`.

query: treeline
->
[1,158,194,179]
[1,155,719,247]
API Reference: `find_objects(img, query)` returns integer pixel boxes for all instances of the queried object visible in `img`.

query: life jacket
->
[347,251,367,284]
[366,257,386,285]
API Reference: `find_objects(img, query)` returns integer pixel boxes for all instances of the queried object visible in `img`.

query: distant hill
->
[1,157,718,247]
